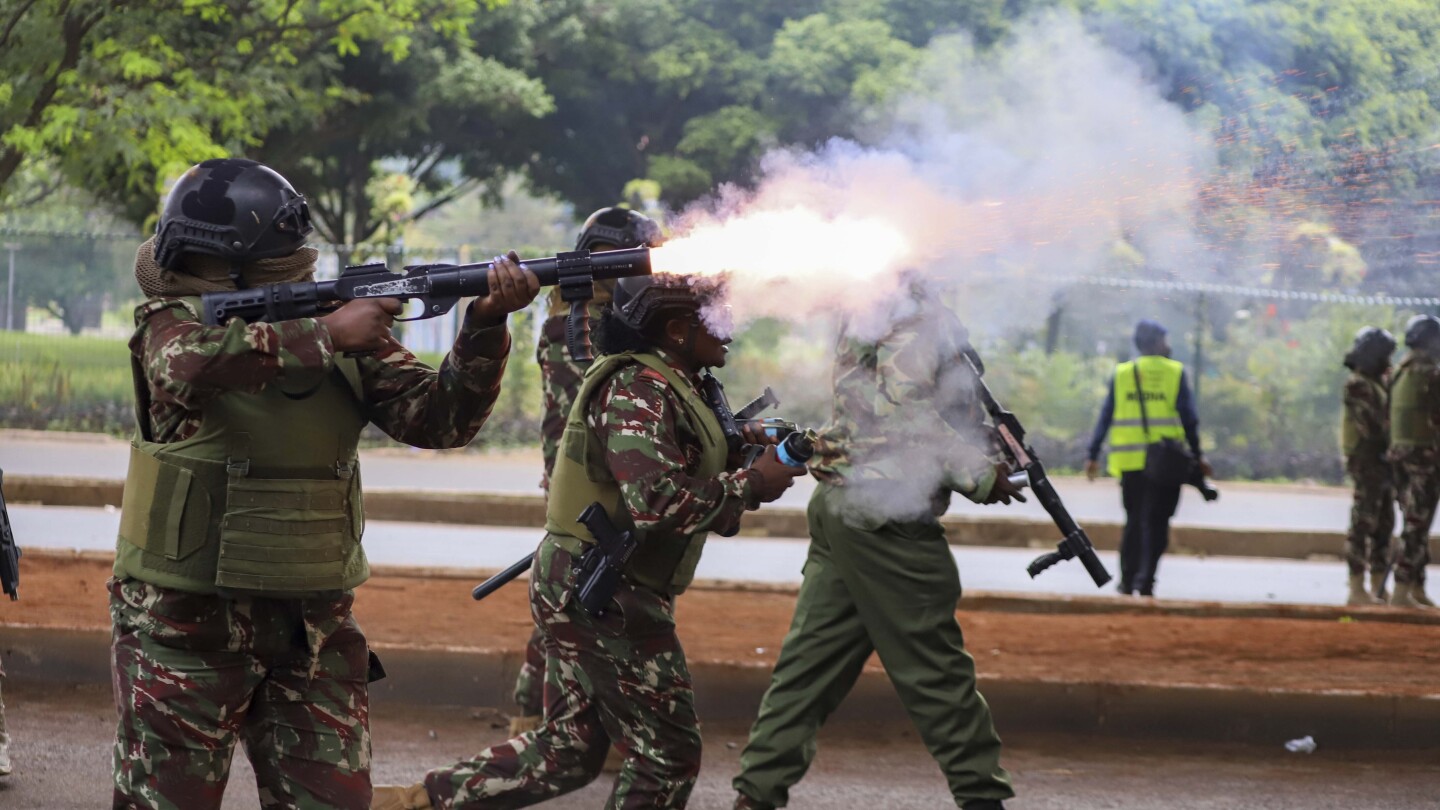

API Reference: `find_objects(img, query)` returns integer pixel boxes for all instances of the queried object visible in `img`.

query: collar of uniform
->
[647,346,700,385]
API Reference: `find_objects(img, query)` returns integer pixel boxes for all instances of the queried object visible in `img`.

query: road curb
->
[2,623,1433,750]
[15,474,1437,563]
[20,547,1440,626]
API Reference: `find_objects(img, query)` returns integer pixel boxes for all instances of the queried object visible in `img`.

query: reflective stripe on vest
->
[1106,356,1185,477]
[1390,355,1439,449]
[544,352,729,596]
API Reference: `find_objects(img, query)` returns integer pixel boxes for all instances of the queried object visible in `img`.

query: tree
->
[0,0,480,220]
[0,167,137,334]
[254,12,553,261]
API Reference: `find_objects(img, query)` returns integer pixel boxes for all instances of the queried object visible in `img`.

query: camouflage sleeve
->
[355,307,510,449]
[1343,377,1387,443]
[873,331,996,502]
[134,297,334,412]
[590,366,755,537]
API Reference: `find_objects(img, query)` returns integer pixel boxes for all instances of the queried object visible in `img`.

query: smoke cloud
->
[663,10,1211,338]
[660,11,1214,519]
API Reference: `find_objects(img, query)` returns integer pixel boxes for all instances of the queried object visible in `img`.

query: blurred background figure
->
[1387,315,1440,609]
[1085,319,1210,598]
[1340,327,1397,605]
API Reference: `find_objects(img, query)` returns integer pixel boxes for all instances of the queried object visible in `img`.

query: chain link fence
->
[3,229,1433,480]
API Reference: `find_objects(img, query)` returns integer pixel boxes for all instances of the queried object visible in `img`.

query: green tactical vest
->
[544,352,729,596]
[116,298,371,596]
[1106,355,1186,477]
[1341,373,1387,456]
[1390,355,1439,449]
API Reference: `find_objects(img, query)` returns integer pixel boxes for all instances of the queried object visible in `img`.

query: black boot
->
[962,801,1006,810]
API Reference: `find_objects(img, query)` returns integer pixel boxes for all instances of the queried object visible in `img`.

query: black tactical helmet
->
[611,274,717,333]
[576,207,664,252]
[1404,314,1440,352]
[1343,326,1396,373]
[154,158,313,271]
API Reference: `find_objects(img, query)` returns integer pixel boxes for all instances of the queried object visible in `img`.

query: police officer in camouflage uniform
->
[732,291,1022,810]
[374,274,803,809]
[111,158,538,810]
[1340,327,1397,606]
[1388,314,1440,609]
[510,208,664,738]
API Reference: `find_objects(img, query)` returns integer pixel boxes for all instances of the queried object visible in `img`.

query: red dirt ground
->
[12,553,1440,696]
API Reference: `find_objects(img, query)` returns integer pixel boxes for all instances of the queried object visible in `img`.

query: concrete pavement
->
[8,503,1364,605]
[0,428,1380,532]
[4,681,1438,810]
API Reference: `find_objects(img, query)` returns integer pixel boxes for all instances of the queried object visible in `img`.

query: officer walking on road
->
[1388,314,1440,609]
[731,290,1022,810]
[508,208,664,741]
[1084,319,1210,598]
[111,158,538,809]
[1340,327,1397,605]
[374,274,802,809]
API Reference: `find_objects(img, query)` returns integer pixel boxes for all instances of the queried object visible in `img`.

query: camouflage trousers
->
[109,577,372,810]
[521,323,587,716]
[425,536,701,809]
[512,627,546,717]
[536,319,588,489]
[1345,456,1395,577]
[1392,455,1440,585]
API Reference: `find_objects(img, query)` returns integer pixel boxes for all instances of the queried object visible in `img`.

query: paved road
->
[0,430,1378,532]
[4,681,1436,809]
[11,504,1353,604]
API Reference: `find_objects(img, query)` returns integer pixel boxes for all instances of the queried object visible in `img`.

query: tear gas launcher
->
[198,246,653,325]
[470,385,812,603]
[961,348,1112,588]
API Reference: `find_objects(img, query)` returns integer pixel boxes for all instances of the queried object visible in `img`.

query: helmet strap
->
[229,260,248,290]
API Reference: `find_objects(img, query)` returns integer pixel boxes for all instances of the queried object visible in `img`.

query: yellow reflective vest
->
[1106,355,1186,477]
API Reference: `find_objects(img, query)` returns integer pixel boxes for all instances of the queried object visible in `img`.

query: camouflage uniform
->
[1342,372,1394,577]
[733,299,1015,810]
[425,351,757,809]
[114,296,511,810]
[512,285,614,717]
[1389,354,1440,587]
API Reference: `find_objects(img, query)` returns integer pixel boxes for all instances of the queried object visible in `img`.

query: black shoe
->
[962,801,1006,810]
[1116,583,1133,596]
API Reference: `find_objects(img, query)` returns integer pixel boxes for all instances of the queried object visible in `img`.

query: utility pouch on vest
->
[1134,365,1196,488]
[215,463,355,593]
[118,444,213,562]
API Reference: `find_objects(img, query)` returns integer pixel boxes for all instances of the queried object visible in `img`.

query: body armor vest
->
[1390,355,1439,449]
[1341,373,1387,457]
[116,299,370,595]
[544,352,728,595]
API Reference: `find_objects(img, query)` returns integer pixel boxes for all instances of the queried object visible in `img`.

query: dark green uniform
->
[733,300,1013,809]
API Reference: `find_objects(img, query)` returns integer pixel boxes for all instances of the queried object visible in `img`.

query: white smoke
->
[673,10,1211,341]
[667,11,1214,518]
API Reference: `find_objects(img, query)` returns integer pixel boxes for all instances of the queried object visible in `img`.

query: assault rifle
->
[0,469,20,600]
[961,349,1112,587]
[199,246,653,327]
[471,383,802,602]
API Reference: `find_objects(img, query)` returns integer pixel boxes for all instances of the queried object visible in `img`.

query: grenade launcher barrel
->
[200,246,653,325]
